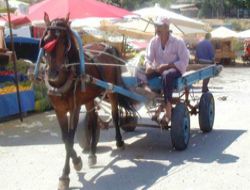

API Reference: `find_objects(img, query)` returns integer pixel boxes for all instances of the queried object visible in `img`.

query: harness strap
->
[45,70,75,96]
[47,26,67,30]
[71,30,85,75]
[83,46,107,82]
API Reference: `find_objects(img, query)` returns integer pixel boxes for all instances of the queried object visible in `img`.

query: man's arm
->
[155,63,176,74]
[173,40,190,74]
[145,39,157,75]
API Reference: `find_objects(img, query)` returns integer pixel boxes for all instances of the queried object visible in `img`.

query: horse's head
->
[41,13,77,88]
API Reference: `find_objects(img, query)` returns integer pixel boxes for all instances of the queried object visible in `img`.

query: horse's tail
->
[117,90,137,113]
[106,46,138,114]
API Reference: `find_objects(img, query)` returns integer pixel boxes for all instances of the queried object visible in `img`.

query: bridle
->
[41,20,73,66]
[40,19,80,96]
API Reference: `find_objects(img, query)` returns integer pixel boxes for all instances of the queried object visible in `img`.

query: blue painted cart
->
[90,64,222,150]
[35,31,223,151]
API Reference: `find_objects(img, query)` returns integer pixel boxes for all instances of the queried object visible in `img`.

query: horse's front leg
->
[55,111,70,190]
[68,107,82,171]
[85,101,98,167]
[56,107,81,190]
[109,94,125,149]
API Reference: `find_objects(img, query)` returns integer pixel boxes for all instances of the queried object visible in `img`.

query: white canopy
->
[70,3,207,41]
[0,20,5,27]
[133,3,206,34]
[211,26,238,39]
[108,17,200,39]
[71,17,117,29]
[238,29,250,39]
[0,0,28,8]
[8,0,29,9]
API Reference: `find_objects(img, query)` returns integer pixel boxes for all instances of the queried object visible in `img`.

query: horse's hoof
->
[73,156,82,171]
[116,141,125,150]
[88,155,97,167]
[58,177,70,190]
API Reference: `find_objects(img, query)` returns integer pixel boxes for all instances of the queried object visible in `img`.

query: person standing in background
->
[195,32,215,93]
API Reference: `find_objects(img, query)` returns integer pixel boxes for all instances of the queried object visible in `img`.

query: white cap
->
[154,16,170,26]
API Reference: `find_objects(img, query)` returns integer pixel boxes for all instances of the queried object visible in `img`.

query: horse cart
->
[36,29,222,151]
[88,63,222,150]
[35,15,223,190]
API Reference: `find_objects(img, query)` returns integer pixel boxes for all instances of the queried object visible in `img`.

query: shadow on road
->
[0,110,245,190]
[70,128,244,190]
[0,112,63,146]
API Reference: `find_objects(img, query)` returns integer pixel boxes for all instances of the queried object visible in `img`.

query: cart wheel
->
[171,103,190,150]
[199,92,215,133]
[76,113,100,151]
[120,112,137,132]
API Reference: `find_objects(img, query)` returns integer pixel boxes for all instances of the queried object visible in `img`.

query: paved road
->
[0,67,250,190]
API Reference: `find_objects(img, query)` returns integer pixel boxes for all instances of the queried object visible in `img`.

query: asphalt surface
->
[0,67,250,190]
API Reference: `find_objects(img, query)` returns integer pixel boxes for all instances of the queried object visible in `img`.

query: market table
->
[0,90,35,119]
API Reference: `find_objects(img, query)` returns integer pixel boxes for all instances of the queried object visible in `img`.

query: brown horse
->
[40,13,135,190]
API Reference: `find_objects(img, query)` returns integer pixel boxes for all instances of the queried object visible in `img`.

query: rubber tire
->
[199,92,215,133]
[171,103,190,151]
[76,113,100,150]
[120,112,137,132]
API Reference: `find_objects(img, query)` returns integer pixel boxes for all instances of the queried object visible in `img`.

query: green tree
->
[198,0,212,18]
[196,0,250,18]
[150,0,174,8]
[102,0,174,10]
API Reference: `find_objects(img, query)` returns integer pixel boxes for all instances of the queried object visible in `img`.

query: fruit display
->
[0,66,32,94]
[0,70,14,76]
[5,59,31,74]
[35,97,51,112]
[1,56,53,114]
[0,60,36,118]
[32,83,52,112]
[0,84,31,95]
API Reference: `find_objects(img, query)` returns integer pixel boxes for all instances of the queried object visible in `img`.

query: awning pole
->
[5,0,23,122]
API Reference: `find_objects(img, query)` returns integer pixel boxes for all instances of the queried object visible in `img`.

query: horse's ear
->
[65,13,70,24]
[44,12,50,26]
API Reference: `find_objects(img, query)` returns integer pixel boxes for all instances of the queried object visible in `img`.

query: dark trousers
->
[197,59,214,93]
[146,69,181,103]
[162,69,181,103]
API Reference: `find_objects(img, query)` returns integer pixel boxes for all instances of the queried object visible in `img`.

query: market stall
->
[211,39,236,64]
[241,39,250,63]
[211,26,238,64]
[238,29,250,63]
[0,26,35,120]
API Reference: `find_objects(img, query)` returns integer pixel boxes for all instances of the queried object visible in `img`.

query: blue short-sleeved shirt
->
[195,39,215,61]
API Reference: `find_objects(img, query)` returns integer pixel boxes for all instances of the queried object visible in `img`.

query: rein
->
[62,49,130,69]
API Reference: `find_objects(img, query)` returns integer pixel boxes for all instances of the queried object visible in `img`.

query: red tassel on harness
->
[44,39,58,52]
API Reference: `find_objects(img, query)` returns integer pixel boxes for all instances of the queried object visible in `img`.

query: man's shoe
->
[134,85,158,100]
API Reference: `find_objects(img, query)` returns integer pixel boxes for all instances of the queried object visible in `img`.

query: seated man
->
[144,16,189,124]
